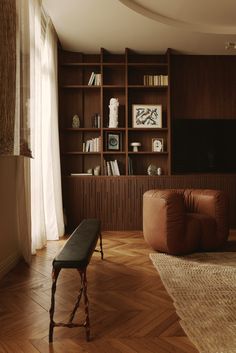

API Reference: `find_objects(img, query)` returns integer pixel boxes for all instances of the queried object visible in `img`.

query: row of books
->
[88,72,101,86]
[103,159,120,176]
[83,137,101,152]
[143,75,168,86]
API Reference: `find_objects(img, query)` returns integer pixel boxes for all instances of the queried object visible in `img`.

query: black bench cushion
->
[53,219,101,269]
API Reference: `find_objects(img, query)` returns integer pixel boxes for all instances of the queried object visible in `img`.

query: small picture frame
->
[106,132,121,151]
[132,104,162,128]
[152,138,164,152]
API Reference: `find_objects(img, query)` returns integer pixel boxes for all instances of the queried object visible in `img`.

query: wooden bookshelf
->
[59,48,170,177]
[58,50,236,230]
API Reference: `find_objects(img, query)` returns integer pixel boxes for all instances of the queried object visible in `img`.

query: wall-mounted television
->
[172,119,236,174]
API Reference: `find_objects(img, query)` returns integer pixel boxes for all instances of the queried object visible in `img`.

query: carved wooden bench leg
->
[49,268,61,343]
[79,269,90,341]
[99,232,104,260]
[68,274,84,325]
[94,232,104,260]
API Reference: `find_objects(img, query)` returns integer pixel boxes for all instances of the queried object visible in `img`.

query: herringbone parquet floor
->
[1,230,224,353]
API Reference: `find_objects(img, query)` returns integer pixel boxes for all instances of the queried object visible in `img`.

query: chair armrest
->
[185,189,229,246]
[143,189,185,252]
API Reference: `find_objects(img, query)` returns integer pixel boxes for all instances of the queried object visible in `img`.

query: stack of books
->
[103,159,120,176]
[83,137,101,152]
[143,75,168,86]
[88,72,101,86]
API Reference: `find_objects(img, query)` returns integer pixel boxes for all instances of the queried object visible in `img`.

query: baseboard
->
[0,251,21,280]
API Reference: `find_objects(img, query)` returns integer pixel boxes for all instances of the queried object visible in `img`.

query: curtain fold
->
[30,3,64,252]
[41,18,64,241]
[30,0,47,252]
[1,0,64,261]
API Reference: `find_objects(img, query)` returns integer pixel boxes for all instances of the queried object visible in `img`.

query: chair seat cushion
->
[53,219,101,269]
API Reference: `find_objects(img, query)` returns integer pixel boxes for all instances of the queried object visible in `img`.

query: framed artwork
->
[106,132,121,151]
[132,104,162,128]
[152,138,164,152]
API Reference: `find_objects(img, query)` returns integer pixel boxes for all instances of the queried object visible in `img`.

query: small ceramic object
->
[72,114,80,128]
[94,165,101,176]
[130,142,141,152]
[147,164,157,175]
[157,167,162,175]
[87,168,93,175]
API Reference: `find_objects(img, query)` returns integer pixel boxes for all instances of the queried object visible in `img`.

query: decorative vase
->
[72,114,80,128]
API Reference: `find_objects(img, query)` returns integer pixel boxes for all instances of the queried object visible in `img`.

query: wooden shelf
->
[128,151,168,155]
[103,63,125,67]
[63,152,101,155]
[59,48,170,177]
[128,63,168,67]
[103,85,125,88]
[61,85,101,89]
[63,128,101,132]
[128,85,168,89]
[103,151,126,155]
[128,128,168,131]
[103,128,126,131]
[61,62,101,66]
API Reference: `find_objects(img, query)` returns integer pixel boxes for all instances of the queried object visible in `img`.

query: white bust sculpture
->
[108,98,119,128]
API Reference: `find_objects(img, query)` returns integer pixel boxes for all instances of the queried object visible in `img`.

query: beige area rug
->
[150,252,236,353]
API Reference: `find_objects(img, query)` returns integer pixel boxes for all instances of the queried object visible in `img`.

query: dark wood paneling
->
[63,175,236,231]
[171,55,236,119]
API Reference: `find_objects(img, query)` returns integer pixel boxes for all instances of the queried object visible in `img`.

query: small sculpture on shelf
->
[108,98,119,128]
[94,165,101,176]
[130,142,141,152]
[157,167,162,175]
[147,164,162,176]
[72,114,80,128]
[147,164,157,176]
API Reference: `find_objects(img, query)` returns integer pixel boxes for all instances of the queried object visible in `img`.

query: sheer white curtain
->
[30,0,64,253]
[41,17,64,241]
[30,0,46,252]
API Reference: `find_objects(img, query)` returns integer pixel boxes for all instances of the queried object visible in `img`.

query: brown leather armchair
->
[143,189,229,255]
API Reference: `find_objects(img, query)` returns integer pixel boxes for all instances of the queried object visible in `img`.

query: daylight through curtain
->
[30,2,64,252]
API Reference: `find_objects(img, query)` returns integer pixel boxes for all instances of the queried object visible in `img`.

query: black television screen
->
[172,119,236,173]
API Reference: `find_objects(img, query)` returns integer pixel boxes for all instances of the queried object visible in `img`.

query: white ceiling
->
[42,0,236,54]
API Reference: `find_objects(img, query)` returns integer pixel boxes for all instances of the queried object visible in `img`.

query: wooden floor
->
[3,231,236,353]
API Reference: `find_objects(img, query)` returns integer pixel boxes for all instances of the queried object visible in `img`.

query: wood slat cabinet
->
[59,48,170,178]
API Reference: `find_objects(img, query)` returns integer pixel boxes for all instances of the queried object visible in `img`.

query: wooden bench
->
[49,218,103,342]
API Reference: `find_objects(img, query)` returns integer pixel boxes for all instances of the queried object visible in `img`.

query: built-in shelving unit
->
[59,48,170,177]
[59,50,236,231]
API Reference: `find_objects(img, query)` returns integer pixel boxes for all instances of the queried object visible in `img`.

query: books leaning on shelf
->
[88,72,101,86]
[103,159,120,176]
[83,137,101,152]
[143,75,168,86]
